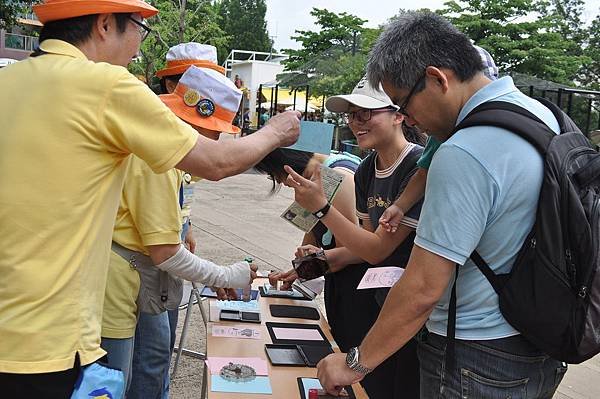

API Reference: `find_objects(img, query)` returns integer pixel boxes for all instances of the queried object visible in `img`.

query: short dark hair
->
[39,13,131,46]
[254,148,314,193]
[368,11,482,94]
[159,74,183,94]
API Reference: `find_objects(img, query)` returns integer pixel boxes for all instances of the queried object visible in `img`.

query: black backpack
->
[446,98,600,364]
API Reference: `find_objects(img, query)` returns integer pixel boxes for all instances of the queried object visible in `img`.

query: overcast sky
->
[265,0,600,52]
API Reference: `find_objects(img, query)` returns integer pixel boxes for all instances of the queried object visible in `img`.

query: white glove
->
[155,244,251,288]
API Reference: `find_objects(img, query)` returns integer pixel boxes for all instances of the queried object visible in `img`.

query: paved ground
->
[169,169,600,398]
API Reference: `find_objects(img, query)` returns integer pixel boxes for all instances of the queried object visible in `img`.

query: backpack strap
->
[470,250,502,295]
[453,101,556,155]
[444,264,460,375]
[535,97,582,135]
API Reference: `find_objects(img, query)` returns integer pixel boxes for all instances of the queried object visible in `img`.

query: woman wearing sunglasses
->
[273,75,425,399]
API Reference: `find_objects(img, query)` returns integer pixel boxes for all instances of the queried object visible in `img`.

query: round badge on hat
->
[196,98,215,117]
[183,89,201,106]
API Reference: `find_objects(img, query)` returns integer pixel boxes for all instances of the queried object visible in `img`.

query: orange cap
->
[156,60,225,77]
[160,66,242,135]
[33,0,158,24]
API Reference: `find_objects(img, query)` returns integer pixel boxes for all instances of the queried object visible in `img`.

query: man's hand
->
[184,225,196,253]
[264,111,301,147]
[268,269,298,291]
[294,244,321,258]
[317,353,363,396]
[379,203,405,233]
[284,165,327,213]
[213,287,238,300]
[210,262,256,300]
[249,261,258,282]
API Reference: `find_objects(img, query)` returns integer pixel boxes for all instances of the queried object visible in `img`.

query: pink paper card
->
[357,266,404,289]
[272,327,324,341]
[206,357,269,376]
[211,325,261,340]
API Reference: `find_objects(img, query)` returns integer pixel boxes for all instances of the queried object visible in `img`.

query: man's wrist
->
[345,346,373,376]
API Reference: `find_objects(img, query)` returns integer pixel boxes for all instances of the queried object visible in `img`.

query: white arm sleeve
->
[155,244,251,288]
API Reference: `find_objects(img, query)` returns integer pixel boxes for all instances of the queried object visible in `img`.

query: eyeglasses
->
[128,17,152,42]
[398,73,426,118]
[343,107,397,123]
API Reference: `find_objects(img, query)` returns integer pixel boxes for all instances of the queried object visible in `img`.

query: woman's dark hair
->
[402,122,427,146]
[254,148,314,194]
[38,13,131,46]
[159,74,183,94]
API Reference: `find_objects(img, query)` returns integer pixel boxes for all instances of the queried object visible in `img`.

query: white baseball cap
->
[326,75,399,113]
[156,43,225,77]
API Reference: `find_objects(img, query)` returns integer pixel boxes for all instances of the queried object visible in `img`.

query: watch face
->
[346,347,358,367]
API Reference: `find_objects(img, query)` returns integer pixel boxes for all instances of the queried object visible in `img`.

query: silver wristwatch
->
[345,346,372,376]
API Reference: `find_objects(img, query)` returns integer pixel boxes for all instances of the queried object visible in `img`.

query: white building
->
[222,50,288,124]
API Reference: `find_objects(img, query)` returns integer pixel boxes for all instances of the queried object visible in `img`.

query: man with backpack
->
[312,11,588,398]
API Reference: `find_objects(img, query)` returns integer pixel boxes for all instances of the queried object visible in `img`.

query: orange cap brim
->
[34,0,158,24]
[156,60,225,78]
[160,94,240,135]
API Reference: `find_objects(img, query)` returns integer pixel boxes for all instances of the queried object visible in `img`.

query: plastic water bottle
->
[242,256,253,302]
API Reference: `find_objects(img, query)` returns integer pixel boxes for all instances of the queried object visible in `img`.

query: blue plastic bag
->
[70,362,125,399]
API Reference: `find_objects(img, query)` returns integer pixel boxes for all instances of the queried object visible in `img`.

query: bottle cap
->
[308,388,319,399]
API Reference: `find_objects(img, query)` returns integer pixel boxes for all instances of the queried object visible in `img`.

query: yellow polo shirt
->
[102,157,183,339]
[0,40,197,373]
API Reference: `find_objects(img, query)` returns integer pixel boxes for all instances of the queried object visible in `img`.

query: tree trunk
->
[178,0,187,43]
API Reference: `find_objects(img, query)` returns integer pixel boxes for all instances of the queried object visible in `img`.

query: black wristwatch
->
[312,203,331,219]
[345,346,372,376]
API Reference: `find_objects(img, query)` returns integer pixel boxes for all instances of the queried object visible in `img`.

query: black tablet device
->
[269,304,320,320]
[258,285,312,300]
[265,322,329,346]
[265,344,334,367]
[219,309,261,323]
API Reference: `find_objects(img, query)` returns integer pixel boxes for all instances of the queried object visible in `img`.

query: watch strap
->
[312,203,331,219]
[346,346,372,376]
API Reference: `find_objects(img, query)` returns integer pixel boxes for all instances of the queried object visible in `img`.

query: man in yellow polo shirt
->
[0,1,299,397]
[101,65,252,395]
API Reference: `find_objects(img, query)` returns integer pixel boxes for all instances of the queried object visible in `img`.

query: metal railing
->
[222,49,288,75]
[518,85,600,137]
[17,12,38,21]
[4,33,38,51]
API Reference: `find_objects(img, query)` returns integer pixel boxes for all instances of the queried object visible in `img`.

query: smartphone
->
[292,251,329,280]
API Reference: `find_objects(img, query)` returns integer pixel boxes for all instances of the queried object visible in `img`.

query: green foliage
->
[282,8,367,73]
[438,0,590,85]
[279,8,376,98]
[581,13,600,90]
[216,0,271,63]
[0,1,37,31]
[129,0,229,85]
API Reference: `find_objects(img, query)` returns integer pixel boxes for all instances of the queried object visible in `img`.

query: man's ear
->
[94,14,113,41]
[425,66,450,94]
